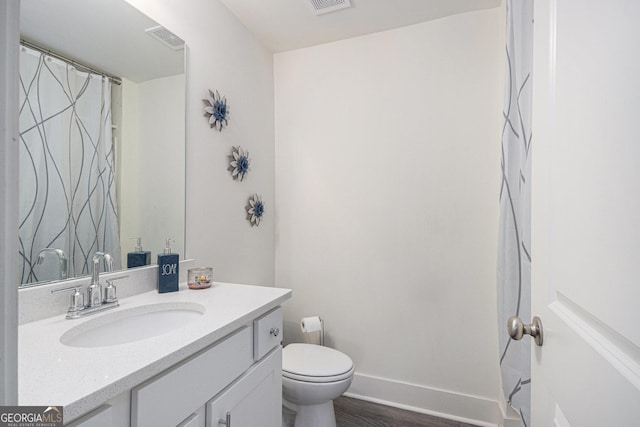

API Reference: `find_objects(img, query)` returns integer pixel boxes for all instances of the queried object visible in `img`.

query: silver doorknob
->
[507,316,543,346]
[270,327,280,337]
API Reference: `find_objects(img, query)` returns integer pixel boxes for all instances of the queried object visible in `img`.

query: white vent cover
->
[145,26,185,50]
[307,0,352,16]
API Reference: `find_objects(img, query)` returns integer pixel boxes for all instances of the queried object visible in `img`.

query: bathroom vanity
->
[18,280,291,426]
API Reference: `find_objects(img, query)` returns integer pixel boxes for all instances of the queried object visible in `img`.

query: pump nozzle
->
[130,237,143,252]
[164,238,175,255]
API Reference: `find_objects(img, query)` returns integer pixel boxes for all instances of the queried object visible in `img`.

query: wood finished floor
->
[334,396,479,427]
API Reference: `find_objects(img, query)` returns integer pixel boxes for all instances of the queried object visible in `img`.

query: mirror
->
[19,0,186,286]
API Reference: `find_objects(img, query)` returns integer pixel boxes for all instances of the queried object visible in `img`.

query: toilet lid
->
[282,343,354,382]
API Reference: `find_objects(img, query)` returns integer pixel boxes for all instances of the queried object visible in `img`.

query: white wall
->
[119,1,506,423]
[275,9,504,423]
[124,0,275,285]
[119,74,186,267]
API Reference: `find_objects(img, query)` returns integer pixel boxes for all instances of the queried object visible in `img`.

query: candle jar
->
[187,267,213,289]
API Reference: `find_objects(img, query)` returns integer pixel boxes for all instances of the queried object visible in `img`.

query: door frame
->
[0,0,20,405]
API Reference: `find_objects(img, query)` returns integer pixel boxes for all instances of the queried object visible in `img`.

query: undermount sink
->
[60,302,206,348]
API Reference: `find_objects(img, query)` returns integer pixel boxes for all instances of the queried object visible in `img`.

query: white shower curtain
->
[18,46,120,284]
[497,0,533,425]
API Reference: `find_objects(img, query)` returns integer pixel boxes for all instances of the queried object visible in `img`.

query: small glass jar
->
[187,267,213,289]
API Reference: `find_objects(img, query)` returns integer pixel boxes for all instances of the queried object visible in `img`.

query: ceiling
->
[20,0,184,83]
[219,0,502,53]
[19,0,501,79]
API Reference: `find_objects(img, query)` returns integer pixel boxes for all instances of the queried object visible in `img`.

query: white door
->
[531,0,640,425]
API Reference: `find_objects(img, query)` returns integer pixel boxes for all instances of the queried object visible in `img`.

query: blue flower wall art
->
[247,194,264,226]
[229,146,251,181]
[203,89,229,131]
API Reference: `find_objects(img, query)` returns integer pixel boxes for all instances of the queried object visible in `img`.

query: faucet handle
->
[103,275,129,304]
[51,286,84,314]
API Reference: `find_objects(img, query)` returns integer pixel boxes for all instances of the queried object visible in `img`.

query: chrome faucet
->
[88,252,114,307]
[87,256,103,308]
[36,248,68,280]
[94,251,114,272]
[51,259,128,319]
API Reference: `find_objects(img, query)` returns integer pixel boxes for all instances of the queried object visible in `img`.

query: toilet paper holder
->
[301,316,325,346]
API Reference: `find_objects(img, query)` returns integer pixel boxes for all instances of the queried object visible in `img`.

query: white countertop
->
[19,282,291,423]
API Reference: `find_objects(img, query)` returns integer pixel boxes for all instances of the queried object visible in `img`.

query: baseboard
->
[344,373,514,427]
[497,396,522,427]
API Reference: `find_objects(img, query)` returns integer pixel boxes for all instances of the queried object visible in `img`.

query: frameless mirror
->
[19,0,186,286]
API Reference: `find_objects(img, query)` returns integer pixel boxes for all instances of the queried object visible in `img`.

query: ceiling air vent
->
[307,0,352,16]
[145,26,185,50]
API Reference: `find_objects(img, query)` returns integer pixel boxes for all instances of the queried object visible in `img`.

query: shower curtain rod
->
[20,39,122,85]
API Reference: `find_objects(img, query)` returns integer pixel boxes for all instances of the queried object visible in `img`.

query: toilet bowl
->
[282,343,354,427]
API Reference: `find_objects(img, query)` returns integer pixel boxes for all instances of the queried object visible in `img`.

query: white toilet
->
[282,343,354,427]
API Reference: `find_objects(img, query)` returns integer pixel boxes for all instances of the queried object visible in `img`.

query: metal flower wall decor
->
[201,88,262,227]
[246,194,264,226]
[229,146,251,181]
[203,89,229,131]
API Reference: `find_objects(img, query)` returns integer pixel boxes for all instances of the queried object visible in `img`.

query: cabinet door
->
[178,406,205,427]
[207,347,282,427]
[132,327,253,427]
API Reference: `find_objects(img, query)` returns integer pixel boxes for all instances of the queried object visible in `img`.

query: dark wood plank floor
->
[334,396,479,427]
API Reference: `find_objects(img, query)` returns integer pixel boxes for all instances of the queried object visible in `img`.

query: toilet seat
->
[283,343,354,383]
[283,365,355,383]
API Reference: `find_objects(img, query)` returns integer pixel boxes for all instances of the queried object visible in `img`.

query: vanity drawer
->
[131,326,253,427]
[253,307,282,361]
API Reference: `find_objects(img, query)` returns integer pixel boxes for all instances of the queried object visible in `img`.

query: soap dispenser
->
[157,238,179,293]
[127,237,151,268]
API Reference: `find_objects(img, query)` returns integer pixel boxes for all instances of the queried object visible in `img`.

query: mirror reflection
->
[19,0,186,286]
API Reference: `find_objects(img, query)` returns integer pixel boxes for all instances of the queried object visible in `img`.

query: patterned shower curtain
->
[497,0,533,425]
[18,45,120,284]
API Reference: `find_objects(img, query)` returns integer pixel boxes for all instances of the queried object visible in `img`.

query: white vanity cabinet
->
[20,282,291,427]
[206,347,281,427]
[131,307,283,427]
[206,307,284,427]
[177,408,205,427]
